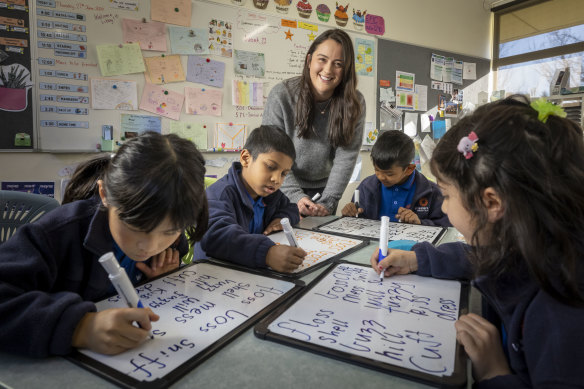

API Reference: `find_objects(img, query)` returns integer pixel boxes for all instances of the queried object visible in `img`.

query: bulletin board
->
[68,260,303,389]
[376,38,490,137]
[255,261,469,388]
[22,0,377,151]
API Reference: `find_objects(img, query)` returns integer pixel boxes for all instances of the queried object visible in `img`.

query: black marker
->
[354,189,360,218]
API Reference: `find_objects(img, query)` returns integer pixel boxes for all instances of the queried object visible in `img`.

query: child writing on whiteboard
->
[0,132,209,357]
[341,130,450,226]
[196,125,307,273]
[371,96,584,387]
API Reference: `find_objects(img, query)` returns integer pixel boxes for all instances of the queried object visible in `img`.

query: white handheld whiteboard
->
[267,229,367,276]
[316,217,446,245]
[255,262,468,387]
[69,261,302,389]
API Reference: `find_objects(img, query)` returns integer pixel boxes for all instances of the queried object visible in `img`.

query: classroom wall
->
[0,0,492,208]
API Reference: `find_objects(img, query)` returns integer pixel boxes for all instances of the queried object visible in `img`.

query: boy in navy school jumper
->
[342,130,450,226]
[196,125,307,273]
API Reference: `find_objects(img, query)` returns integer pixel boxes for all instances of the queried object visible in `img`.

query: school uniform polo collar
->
[396,170,416,191]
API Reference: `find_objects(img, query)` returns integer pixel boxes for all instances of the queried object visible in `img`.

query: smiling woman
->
[262,29,365,217]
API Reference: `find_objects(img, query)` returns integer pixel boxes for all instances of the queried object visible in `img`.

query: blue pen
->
[378,216,389,282]
[99,252,153,338]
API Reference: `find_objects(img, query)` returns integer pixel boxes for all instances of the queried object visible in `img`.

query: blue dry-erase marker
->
[378,216,389,281]
[99,252,153,338]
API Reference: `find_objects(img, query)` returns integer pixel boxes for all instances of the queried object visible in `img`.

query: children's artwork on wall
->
[268,229,365,274]
[315,217,445,244]
[139,83,184,120]
[168,26,209,55]
[233,49,265,78]
[96,43,145,77]
[121,114,162,134]
[122,19,167,51]
[144,55,185,84]
[72,261,301,388]
[184,87,222,116]
[231,80,264,107]
[214,122,247,149]
[150,0,192,27]
[362,122,378,146]
[90,78,138,110]
[186,55,225,88]
[364,13,385,35]
[169,121,208,149]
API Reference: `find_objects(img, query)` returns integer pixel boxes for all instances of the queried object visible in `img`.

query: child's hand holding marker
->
[371,242,419,278]
[341,190,363,218]
[377,216,389,281]
[396,206,421,224]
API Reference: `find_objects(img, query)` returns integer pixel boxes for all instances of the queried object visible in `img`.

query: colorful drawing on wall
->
[352,9,366,30]
[334,3,349,27]
[186,55,225,88]
[139,83,184,120]
[315,3,330,22]
[214,122,247,149]
[296,0,313,19]
[122,19,167,51]
[184,86,222,117]
[275,0,292,13]
[365,13,385,35]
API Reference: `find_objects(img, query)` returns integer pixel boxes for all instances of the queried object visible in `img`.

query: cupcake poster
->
[334,2,349,27]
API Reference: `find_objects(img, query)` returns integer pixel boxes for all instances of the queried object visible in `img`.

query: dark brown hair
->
[63,132,208,243]
[431,95,584,306]
[290,28,362,148]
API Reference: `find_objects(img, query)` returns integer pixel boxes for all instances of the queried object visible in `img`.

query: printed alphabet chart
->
[316,217,445,244]
[255,263,467,386]
[72,262,300,388]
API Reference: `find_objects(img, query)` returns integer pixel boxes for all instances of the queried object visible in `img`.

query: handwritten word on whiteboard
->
[258,263,462,378]
[317,217,445,244]
[268,229,365,273]
[76,262,297,384]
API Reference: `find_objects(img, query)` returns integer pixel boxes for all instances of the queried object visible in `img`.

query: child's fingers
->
[369,248,381,271]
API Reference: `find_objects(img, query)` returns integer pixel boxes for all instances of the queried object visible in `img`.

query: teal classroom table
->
[0,217,477,389]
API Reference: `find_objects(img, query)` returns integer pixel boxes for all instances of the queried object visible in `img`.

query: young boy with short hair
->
[342,130,450,226]
[196,125,307,273]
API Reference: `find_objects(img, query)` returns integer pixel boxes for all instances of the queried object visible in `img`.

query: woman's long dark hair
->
[431,95,584,306]
[63,132,208,243]
[290,28,362,148]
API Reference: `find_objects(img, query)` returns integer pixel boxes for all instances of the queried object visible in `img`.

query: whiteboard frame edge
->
[65,260,305,389]
[254,261,469,388]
